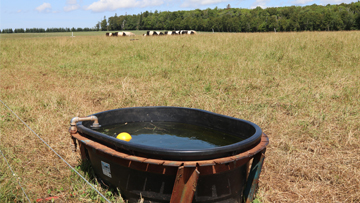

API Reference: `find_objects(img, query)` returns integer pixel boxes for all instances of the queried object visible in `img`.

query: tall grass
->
[1,31,359,202]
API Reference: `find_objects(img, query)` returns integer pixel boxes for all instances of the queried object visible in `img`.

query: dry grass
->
[1,31,359,202]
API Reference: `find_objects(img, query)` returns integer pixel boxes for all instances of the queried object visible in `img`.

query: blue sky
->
[0,0,356,30]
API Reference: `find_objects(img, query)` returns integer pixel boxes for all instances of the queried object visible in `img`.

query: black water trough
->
[69,107,269,203]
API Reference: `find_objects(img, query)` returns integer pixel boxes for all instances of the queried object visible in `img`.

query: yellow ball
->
[116,132,132,142]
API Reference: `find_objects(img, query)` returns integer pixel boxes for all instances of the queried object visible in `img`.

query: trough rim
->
[76,106,263,161]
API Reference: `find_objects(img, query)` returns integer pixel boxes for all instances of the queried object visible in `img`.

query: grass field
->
[1,31,359,202]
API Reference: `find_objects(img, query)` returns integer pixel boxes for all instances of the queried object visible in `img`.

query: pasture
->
[0,31,359,202]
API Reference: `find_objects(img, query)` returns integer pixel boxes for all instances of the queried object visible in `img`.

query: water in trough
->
[95,122,243,150]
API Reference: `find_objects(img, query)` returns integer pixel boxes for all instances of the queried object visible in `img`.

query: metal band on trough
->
[70,131,268,175]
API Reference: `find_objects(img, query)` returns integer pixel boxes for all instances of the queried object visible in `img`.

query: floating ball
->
[116,132,132,142]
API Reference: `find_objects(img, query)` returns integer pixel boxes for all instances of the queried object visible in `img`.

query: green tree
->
[95,21,100,31]
[101,16,107,31]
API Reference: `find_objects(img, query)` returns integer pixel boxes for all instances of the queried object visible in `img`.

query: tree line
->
[102,2,360,32]
[2,2,360,33]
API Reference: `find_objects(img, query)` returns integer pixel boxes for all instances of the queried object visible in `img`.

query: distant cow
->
[107,32,136,36]
[144,31,163,36]
[179,30,197,35]
[146,31,154,36]
[167,30,179,35]
[123,32,135,36]
[155,31,164,35]
[108,32,117,36]
[165,31,176,35]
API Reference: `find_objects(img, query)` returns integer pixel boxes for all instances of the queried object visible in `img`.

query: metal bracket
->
[71,136,78,152]
[243,149,266,203]
[170,166,200,203]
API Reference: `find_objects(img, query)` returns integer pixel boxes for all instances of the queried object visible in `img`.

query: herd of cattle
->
[106,30,197,37]
[143,30,197,36]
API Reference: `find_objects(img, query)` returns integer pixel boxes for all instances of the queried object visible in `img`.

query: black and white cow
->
[155,31,164,35]
[122,32,135,36]
[146,31,155,36]
[179,30,197,35]
[165,31,177,35]
[144,31,163,36]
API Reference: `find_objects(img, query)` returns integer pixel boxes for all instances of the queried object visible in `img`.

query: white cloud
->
[67,0,78,4]
[36,3,52,12]
[85,0,164,12]
[320,0,353,4]
[64,4,80,11]
[17,10,22,13]
[250,0,269,8]
[64,0,80,12]
[181,0,229,7]
[291,0,314,5]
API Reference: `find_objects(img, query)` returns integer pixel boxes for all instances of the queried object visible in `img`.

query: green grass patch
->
[1,31,359,202]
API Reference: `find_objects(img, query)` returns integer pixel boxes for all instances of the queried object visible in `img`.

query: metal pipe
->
[70,116,101,132]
